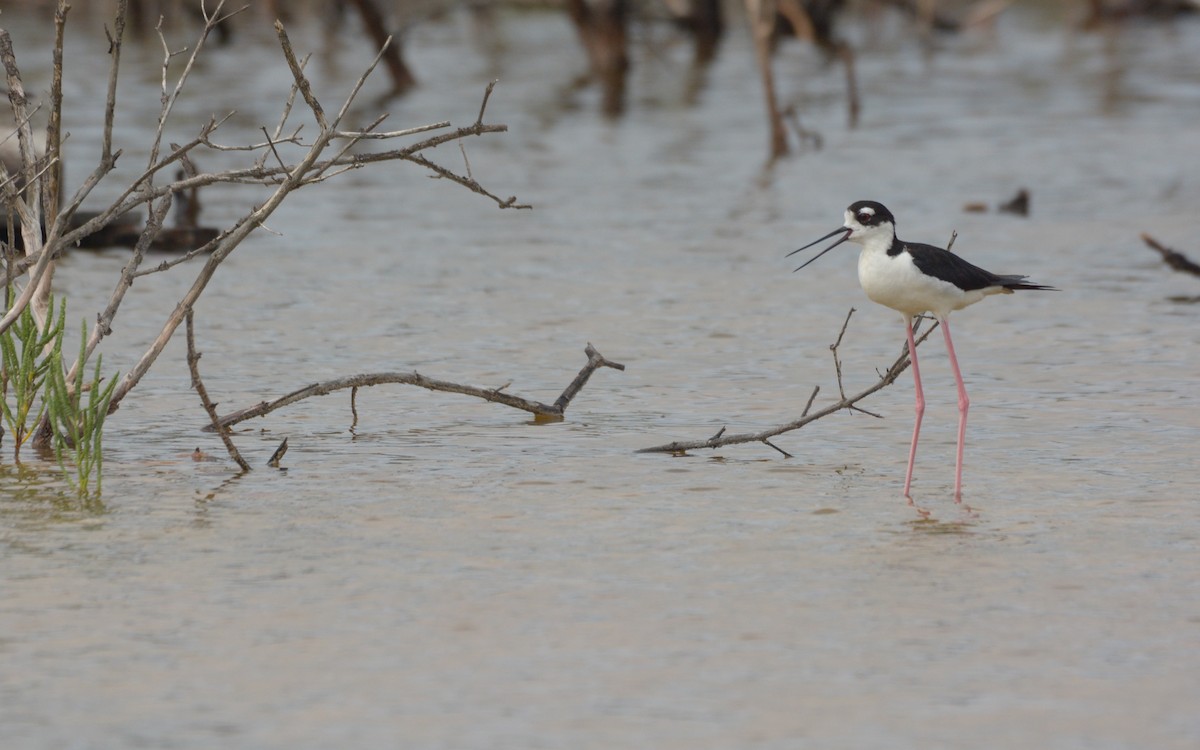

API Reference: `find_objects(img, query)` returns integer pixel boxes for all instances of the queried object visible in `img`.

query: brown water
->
[3,5,1199,748]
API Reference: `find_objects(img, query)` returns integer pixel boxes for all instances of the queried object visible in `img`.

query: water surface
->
[2,5,1199,748]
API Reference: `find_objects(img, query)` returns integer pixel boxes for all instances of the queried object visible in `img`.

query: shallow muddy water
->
[2,4,1199,748]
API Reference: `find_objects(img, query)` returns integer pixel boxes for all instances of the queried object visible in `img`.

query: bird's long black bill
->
[787,227,851,272]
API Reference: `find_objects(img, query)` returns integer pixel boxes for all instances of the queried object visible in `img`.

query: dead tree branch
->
[186,309,250,472]
[267,438,288,468]
[111,22,521,413]
[1142,232,1200,278]
[638,311,937,455]
[208,343,625,432]
[7,1,526,425]
[0,23,55,332]
[43,2,67,237]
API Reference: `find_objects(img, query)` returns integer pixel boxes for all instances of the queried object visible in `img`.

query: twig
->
[267,438,288,468]
[0,154,60,196]
[105,19,399,412]
[552,343,625,413]
[208,343,625,431]
[9,6,525,422]
[0,26,54,334]
[459,143,472,181]
[762,438,792,458]
[186,310,251,471]
[828,307,882,418]
[638,314,937,454]
[476,80,497,124]
[1142,233,1200,278]
[260,126,287,172]
[101,3,126,163]
[830,306,854,401]
[42,1,68,236]
[334,121,449,139]
[147,1,244,173]
[276,19,327,131]
[800,385,819,417]
[49,106,521,240]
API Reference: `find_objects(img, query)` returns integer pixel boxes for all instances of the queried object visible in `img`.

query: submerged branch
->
[637,311,937,455]
[208,343,624,432]
[186,310,250,471]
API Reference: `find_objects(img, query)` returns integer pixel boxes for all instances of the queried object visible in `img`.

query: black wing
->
[904,241,1054,292]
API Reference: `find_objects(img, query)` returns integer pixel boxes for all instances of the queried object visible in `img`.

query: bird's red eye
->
[857,213,871,223]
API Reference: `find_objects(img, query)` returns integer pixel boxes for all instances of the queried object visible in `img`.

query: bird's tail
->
[999,274,1057,292]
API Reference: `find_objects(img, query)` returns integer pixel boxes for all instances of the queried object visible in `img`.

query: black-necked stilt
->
[788,200,1055,512]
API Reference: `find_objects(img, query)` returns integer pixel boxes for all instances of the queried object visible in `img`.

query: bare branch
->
[407,151,531,209]
[459,143,473,181]
[147,1,234,171]
[800,385,819,417]
[126,226,226,279]
[328,33,391,131]
[54,119,221,254]
[762,438,792,458]
[209,344,625,431]
[101,2,127,163]
[638,315,938,454]
[1142,233,1200,278]
[276,19,328,131]
[44,105,522,237]
[267,438,288,468]
[7,6,524,422]
[830,306,854,401]
[0,26,54,332]
[30,191,176,449]
[0,153,60,198]
[93,192,173,342]
[475,79,499,126]
[333,121,449,140]
[260,53,307,168]
[186,310,251,471]
[106,19,365,411]
[260,126,288,172]
[42,1,68,234]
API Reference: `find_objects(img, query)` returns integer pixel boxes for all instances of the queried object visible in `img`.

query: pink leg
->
[903,318,926,512]
[940,317,970,503]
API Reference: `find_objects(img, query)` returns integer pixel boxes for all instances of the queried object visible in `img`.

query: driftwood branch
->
[207,343,625,432]
[1142,232,1200,278]
[186,310,250,471]
[638,310,937,455]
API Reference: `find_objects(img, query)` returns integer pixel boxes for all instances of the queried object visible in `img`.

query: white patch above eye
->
[858,206,875,216]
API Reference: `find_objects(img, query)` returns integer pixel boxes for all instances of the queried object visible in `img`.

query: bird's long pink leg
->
[940,317,970,504]
[903,317,925,511]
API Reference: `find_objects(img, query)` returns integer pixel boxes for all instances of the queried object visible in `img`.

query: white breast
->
[857,244,984,318]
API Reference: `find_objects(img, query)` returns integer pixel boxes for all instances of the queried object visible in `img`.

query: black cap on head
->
[847,200,895,227]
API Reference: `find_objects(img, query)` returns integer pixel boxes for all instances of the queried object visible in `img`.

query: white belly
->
[857,247,987,318]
